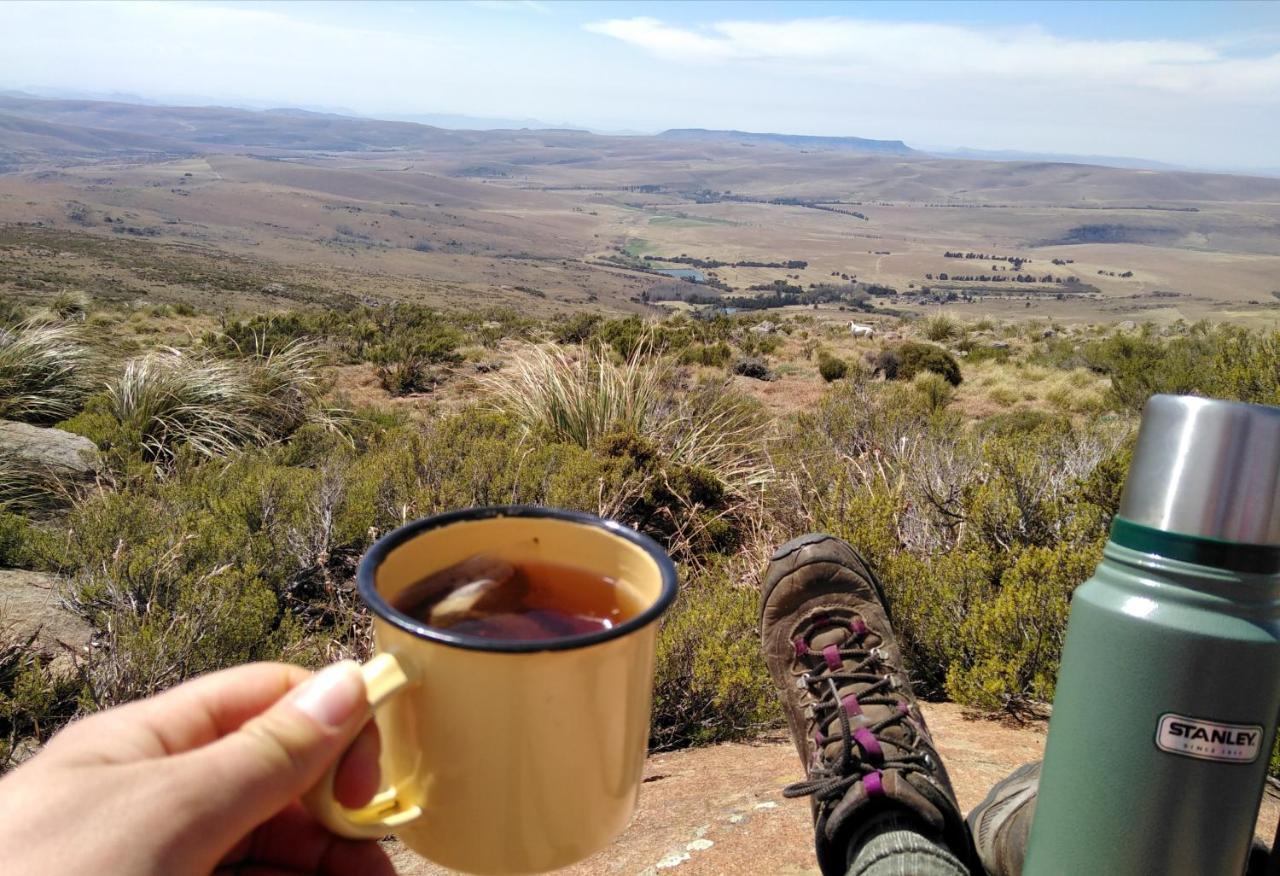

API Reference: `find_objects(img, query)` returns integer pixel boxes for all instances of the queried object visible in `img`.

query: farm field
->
[2,96,1279,326]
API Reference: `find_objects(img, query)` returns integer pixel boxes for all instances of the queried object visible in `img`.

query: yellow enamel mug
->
[302,506,678,874]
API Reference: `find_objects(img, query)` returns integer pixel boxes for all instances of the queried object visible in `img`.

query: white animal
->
[849,323,875,338]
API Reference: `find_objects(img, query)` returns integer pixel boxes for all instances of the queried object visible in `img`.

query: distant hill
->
[377,111,587,132]
[937,146,1184,172]
[659,128,915,156]
[0,112,193,170]
[0,95,470,153]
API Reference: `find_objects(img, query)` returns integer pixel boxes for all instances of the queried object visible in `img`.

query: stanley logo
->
[1155,713,1264,764]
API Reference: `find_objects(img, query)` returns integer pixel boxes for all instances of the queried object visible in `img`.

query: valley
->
[2,95,1279,326]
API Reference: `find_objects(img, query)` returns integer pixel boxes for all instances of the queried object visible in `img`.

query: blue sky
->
[2,1,1279,169]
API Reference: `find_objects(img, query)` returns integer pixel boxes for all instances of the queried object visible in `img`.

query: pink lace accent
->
[864,770,884,796]
[822,644,841,670]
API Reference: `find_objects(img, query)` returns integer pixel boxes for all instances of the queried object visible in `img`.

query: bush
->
[0,510,33,567]
[817,353,848,382]
[878,342,963,386]
[0,625,84,769]
[0,320,95,425]
[374,345,440,396]
[651,567,779,749]
[677,342,731,368]
[1076,324,1280,412]
[946,540,1104,712]
[912,371,954,412]
[552,312,602,346]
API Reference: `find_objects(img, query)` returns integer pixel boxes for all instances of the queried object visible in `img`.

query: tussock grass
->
[110,349,265,461]
[107,333,334,463]
[0,320,95,425]
[486,342,772,494]
[235,335,329,439]
[0,446,73,513]
[485,343,664,449]
[922,312,960,342]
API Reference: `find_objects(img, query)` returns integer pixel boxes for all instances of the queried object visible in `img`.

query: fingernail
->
[293,661,365,728]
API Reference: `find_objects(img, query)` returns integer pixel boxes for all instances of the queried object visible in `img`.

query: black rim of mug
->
[357,505,679,653]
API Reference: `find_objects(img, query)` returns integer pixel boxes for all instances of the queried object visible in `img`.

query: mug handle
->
[300,653,425,838]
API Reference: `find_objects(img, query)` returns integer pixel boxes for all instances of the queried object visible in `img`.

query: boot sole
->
[758,533,893,627]
[966,760,1040,859]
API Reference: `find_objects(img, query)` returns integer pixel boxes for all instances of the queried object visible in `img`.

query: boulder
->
[0,569,93,669]
[0,421,100,482]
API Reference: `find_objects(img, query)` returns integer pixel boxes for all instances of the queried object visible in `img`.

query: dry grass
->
[958,360,1109,416]
[484,342,664,449]
[485,342,773,495]
[0,320,95,425]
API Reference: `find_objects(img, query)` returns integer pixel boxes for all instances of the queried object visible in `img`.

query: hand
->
[0,661,394,875]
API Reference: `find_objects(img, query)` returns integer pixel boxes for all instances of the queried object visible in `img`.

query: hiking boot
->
[967,762,1273,876]
[759,533,970,875]
[967,760,1039,876]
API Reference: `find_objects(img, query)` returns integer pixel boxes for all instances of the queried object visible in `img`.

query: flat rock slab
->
[0,420,100,480]
[0,568,92,660]
[386,702,1280,874]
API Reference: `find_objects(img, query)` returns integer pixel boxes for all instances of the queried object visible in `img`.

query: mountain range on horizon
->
[0,88,1277,179]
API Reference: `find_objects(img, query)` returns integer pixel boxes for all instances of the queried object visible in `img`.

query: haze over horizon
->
[2,0,1279,172]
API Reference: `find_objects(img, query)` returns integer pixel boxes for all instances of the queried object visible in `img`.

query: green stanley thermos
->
[1025,394,1280,875]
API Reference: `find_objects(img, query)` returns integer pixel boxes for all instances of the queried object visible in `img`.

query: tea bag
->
[394,554,528,627]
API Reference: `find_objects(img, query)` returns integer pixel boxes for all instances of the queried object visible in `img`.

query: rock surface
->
[0,420,100,481]
[386,702,1280,874]
[0,568,92,667]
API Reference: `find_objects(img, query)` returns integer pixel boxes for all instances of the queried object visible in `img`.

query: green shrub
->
[0,320,95,425]
[0,511,33,567]
[677,342,731,367]
[875,344,964,385]
[897,342,963,386]
[552,312,602,345]
[598,316,649,360]
[912,371,954,412]
[946,539,1104,711]
[0,625,85,769]
[1077,324,1280,412]
[817,353,848,382]
[651,568,779,749]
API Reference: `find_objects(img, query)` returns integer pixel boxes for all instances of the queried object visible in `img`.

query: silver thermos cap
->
[1119,394,1280,546]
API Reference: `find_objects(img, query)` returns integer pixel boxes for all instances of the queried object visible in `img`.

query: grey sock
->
[845,810,969,876]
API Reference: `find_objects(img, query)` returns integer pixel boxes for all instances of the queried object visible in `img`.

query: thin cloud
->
[585,16,1280,100]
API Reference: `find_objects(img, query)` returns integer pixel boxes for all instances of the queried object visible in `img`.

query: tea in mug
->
[392,554,644,641]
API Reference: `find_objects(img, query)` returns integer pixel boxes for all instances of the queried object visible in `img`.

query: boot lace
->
[782,615,931,804]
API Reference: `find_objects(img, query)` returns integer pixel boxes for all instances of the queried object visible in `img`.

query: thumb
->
[182,661,370,840]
